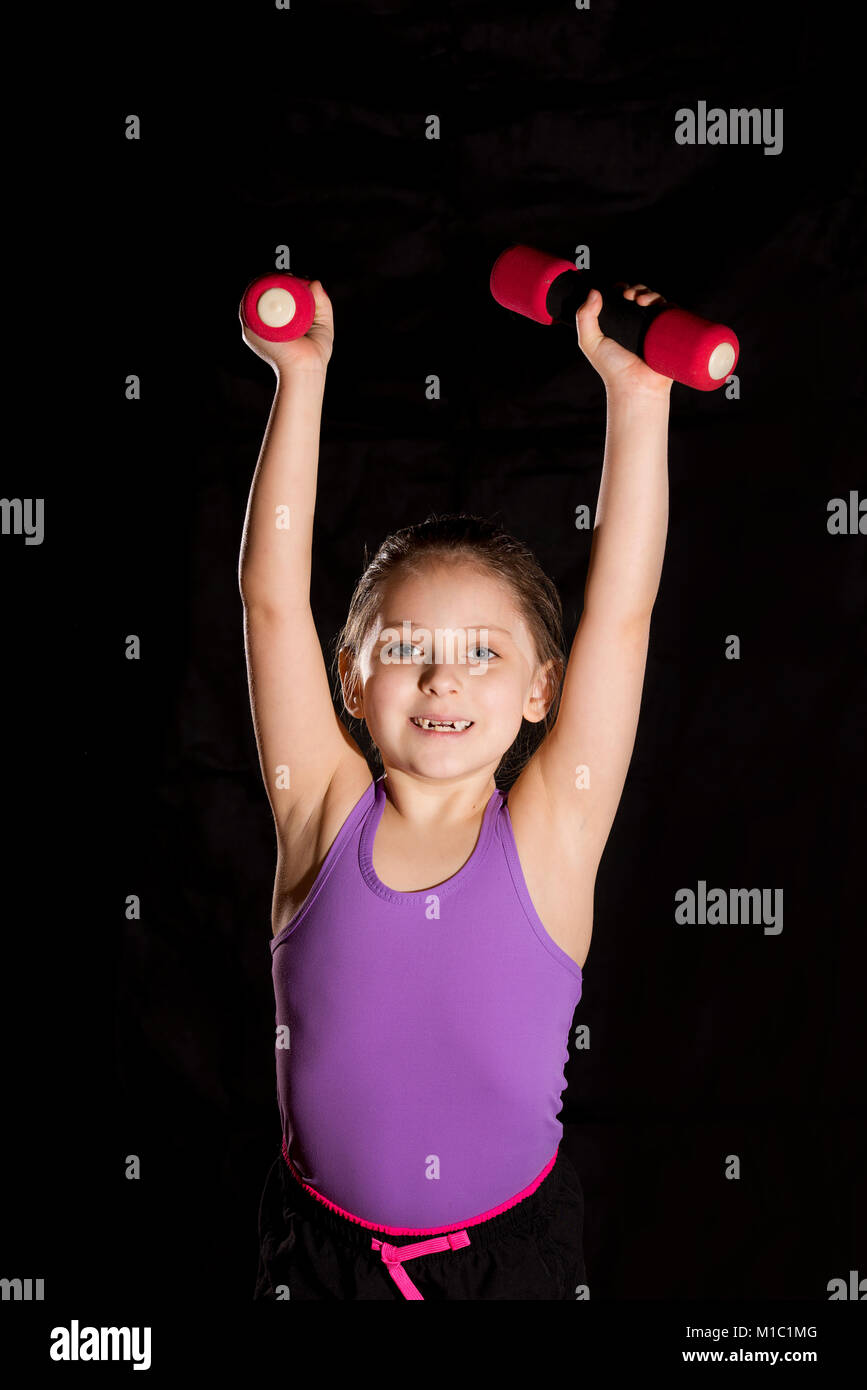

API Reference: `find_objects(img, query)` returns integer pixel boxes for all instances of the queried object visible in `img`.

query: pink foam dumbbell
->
[490,243,739,391]
[240,273,316,342]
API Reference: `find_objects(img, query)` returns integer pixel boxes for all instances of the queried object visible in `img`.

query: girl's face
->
[343,562,553,779]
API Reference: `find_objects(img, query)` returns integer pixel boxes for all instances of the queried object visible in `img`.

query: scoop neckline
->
[359,775,502,905]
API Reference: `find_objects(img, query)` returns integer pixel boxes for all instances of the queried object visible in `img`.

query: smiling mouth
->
[410,716,474,732]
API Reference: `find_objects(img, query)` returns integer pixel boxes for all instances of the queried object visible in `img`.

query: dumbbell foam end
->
[241,273,316,342]
[643,307,739,391]
[490,244,578,324]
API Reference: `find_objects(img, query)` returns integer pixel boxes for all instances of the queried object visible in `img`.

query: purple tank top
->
[270,774,583,1228]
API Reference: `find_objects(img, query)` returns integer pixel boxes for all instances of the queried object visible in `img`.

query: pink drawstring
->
[280,1138,560,1297]
[370,1229,471,1300]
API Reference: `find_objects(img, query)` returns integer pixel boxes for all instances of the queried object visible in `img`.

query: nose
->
[420,664,462,695]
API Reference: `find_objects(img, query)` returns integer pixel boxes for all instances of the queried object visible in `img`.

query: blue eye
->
[382,642,419,658]
[381,641,497,661]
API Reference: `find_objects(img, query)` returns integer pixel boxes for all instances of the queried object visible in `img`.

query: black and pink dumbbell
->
[240,273,316,342]
[490,244,739,391]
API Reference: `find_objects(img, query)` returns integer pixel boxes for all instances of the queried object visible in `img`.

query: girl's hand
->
[576,282,672,396]
[239,279,334,377]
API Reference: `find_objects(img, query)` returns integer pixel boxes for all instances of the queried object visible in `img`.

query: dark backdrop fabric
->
[3,0,864,1327]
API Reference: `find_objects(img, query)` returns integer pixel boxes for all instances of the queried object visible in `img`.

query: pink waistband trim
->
[280,1134,559,1236]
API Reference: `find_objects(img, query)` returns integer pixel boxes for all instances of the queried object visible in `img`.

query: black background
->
[2,0,865,1354]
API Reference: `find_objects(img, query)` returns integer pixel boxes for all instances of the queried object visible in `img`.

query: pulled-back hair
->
[331,512,566,789]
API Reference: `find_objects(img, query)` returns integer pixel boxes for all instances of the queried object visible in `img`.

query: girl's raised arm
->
[527,284,672,873]
[238,284,363,836]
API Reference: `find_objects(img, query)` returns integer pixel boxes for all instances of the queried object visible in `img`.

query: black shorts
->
[254,1142,586,1301]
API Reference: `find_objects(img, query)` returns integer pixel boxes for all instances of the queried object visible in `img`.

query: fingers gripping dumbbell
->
[490,243,739,391]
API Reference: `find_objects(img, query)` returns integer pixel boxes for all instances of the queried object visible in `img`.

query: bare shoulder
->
[271,747,374,938]
[505,754,598,970]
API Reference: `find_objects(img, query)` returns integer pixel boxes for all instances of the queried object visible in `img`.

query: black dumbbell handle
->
[545,269,670,357]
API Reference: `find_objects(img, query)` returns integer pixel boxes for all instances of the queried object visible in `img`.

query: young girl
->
[240,274,672,1300]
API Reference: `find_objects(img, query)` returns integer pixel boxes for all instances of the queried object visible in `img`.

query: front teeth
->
[412,718,473,731]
